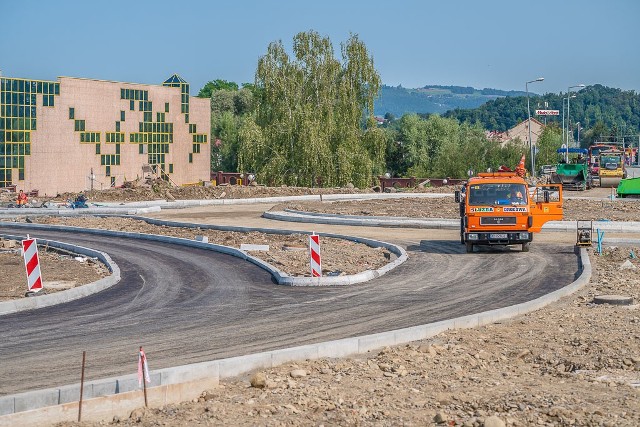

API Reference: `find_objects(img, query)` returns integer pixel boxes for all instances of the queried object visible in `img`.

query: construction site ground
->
[0,184,638,426]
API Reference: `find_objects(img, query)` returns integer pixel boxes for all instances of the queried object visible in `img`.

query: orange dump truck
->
[455,171,563,253]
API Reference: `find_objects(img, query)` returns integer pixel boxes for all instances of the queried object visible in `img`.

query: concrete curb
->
[0,219,407,287]
[0,248,592,425]
[75,192,452,209]
[0,234,120,316]
[0,206,161,217]
[263,210,640,233]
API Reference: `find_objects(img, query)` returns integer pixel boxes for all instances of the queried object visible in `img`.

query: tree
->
[197,79,239,98]
[535,124,563,167]
[238,31,384,187]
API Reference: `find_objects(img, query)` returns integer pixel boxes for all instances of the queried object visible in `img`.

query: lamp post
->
[566,84,585,147]
[526,77,544,177]
[561,94,576,148]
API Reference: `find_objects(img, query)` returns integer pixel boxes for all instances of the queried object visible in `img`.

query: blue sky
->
[1,0,638,95]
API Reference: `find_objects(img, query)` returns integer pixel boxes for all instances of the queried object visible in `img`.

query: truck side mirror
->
[455,190,461,203]
[544,190,550,203]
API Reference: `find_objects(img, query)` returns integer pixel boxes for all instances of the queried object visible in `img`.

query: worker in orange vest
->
[17,190,28,207]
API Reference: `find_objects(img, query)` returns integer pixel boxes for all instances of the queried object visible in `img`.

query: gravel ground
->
[2,185,638,426]
[0,239,108,301]
[55,246,640,427]
[273,198,640,222]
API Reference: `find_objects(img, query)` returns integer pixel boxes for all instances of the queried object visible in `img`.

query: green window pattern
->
[0,77,59,187]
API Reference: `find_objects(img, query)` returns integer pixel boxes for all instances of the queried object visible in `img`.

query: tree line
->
[199,31,635,186]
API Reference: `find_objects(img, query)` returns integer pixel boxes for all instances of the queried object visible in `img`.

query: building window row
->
[42,95,55,107]
[193,134,207,143]
[1,131,31,143]
[120,88,148,101]
[0,78,59,95]
[139,122,173,134]
[139,101,153,112]
[0,93,37,105]
[1,118,36,131]
[80,132,101,143]
[101,154,120,166]
[106,132,125,143]
[1,106,37,119]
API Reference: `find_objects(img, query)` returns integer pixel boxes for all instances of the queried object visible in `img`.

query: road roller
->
[598,150,625,187]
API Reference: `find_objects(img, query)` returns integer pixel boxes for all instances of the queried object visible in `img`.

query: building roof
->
[164,74,187,84]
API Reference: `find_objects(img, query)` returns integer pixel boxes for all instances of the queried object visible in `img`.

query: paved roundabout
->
[0,224,579,398]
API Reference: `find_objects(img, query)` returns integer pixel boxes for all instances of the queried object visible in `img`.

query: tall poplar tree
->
[238,31,384,187]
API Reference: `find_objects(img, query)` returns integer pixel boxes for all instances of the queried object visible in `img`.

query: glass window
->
[130,100,135,111]
[115,144,120,154]
[111,177,116,187]
[96,144,101,154]
[120,111,125,121]
[69,108,74,119]
[165,102,169,113]
[106,165,111,176]
[189,153,193,163]
[115,122,120,132]
[169,164,173,173]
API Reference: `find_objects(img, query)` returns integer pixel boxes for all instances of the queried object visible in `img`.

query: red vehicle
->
[588,143,616,175]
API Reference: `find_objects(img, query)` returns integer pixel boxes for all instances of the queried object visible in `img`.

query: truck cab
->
[455,172,563,253]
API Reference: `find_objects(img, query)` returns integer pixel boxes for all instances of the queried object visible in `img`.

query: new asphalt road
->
[0,226,579,396]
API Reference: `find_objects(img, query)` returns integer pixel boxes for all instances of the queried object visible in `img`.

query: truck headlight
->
[468,233,479,240]
[519,232,530,240]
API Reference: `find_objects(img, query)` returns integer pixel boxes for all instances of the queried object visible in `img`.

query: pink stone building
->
[0,74,210,195]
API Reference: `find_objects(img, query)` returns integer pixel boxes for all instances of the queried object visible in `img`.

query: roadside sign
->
[535,110,559,116]
[22,237,43,292]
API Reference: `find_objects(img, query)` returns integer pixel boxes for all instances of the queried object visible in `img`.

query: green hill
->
[373,85,529,117]
[442,85,640,143]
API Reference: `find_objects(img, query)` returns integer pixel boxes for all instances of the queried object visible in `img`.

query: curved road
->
[0,225,579,396]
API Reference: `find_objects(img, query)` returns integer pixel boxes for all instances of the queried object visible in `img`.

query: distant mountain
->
[373,85,529,117]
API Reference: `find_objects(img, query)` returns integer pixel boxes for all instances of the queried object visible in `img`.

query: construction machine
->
[550,148,591,191]
[598,150,625,188]
[456,170,563,253]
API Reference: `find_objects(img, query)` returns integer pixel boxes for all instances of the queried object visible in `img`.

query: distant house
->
[374,116,387,126]
[487,118,545,147]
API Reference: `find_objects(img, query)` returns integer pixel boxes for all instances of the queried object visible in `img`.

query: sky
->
[1,0,638,96]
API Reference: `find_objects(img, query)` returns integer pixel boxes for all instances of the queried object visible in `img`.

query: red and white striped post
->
[21,235,43,293]
[309,233,322,277]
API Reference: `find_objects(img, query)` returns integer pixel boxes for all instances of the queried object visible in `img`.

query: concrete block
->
[194,235,208,243]
[14,389,59,413]
[394,325,429,344]
[317,338,359,359]
[271,344,319,366]
[452,314,479,329]
[218,353,272,378]
[358,332,398,353]
[58,384,81,404]
[160,361,219,385]
[239,244,269,251]
[0,396,14,416]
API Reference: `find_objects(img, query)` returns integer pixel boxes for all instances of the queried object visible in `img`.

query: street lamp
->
[562,94,576,147]
[526,77,544,177]
[566,84,586,147]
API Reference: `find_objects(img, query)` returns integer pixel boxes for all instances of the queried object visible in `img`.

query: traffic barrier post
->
[21,235,43,293]
[309,233,321,278]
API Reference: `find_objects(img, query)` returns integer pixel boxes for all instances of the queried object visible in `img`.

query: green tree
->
[535,123,563,167]
[197,79,239,98]
[238,31,383,187]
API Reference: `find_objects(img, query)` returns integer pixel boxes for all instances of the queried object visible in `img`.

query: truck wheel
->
[521,242,530,252]
[465,242,474,253]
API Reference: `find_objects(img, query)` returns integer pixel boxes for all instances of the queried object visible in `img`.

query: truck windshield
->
[468,183,528,206]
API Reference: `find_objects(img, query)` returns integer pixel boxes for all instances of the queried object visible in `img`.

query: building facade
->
[0,74,210,195]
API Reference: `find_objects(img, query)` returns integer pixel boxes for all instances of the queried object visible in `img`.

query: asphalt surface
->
[0,226,579,396]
